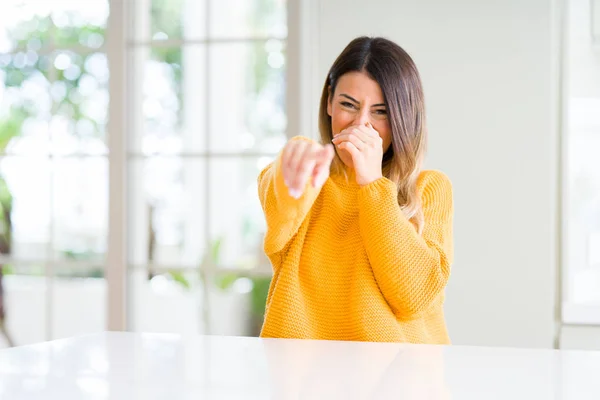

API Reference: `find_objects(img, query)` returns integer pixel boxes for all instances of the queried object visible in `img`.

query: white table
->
[0,332,599,399]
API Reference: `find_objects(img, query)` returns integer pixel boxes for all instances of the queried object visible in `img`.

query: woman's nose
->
[354,109,370,126]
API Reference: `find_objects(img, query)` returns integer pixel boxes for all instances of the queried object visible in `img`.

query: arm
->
[357,170,453,320]
[257,136,326,256]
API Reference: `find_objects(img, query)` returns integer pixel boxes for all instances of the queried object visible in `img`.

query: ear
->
[327,86,333,117]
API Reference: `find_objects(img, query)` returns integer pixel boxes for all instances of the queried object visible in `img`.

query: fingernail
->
[289,189,302,199]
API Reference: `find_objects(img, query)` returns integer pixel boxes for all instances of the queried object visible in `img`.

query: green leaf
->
[0,107,28,151]
[213,272,238,291]
[168,271,191,290]
[210,237,223,264]
[1,264,14,275]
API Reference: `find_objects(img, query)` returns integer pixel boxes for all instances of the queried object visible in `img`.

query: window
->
[125,0,288,336]
[562,0,600,324]
[0,0,292,346]
[0,0,110,345]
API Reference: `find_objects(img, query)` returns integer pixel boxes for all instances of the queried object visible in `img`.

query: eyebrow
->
[340,93,386,108]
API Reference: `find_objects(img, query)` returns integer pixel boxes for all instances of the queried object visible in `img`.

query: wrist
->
[358,173,383,187]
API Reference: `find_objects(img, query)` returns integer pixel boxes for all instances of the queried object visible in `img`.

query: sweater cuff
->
[357,177,397,202]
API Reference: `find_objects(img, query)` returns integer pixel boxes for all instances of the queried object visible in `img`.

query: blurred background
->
[0,0,597,351]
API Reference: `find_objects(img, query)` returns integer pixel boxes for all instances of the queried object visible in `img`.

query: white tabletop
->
[0,332,599,399]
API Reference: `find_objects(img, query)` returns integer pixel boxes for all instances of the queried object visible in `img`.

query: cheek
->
[330,107,354,134]
[375,123,393,149]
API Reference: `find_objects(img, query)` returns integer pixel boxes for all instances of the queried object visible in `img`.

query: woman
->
[257,36,453,344]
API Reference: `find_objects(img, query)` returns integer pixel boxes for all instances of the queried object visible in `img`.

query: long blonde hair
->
[319,36,427,233]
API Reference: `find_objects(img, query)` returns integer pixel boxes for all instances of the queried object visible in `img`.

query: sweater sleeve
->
[357,170,453,320]
[258,136,324,256]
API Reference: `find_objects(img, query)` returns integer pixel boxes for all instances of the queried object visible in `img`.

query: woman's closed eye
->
[340,101,357,109]
[374,109,387,115]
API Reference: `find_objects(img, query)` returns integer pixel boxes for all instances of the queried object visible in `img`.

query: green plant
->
[249,276,271,317]
[0,110,21,271]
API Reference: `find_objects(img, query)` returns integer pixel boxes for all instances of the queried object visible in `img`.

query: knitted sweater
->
[257,137,454,344]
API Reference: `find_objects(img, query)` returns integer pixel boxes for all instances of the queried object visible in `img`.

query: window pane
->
[52,266,106,340]
[149,0,205,41]
[209,41,286,153]
[0,1,53,53]
[147,0,286,41]
[51,0,109,49]
[0,156,51,261]
[130,46,206,155]
[129,267,261,337]
[566,100,600,304]
[2,265,47,347]
[564,0,600,307]
[52,157,108,264]
[128,267,203,334]
[1,51,52,155]
[128,157,207,268]
[210,0,286,39]
[210,271,270,337]
[50,50,109,153]
[209,157,273,270]
[209,273,254,336]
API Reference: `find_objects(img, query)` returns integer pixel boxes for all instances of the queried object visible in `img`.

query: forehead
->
[334,71,383,101]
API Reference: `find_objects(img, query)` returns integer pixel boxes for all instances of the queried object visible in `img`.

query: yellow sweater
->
[257,138,454,344]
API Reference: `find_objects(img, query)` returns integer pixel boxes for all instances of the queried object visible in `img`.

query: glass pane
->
[2,264,47,346]
[52,266,106,340]
[566,104,600,304]
[210,0,287,39]
[50,50,109,153]
[0,156,51,261]
[147,0,286,41]
[209,41,286,153]
[1,51,52,155]
[0,1,53,53]
[129,267,265,337]
[127,157,207,268]
[52,157,108,263]
[51,0,109,49]
[130,46,206,155]
[209,157,274,270]
[564,0,600,307]
[210,271,271,337]
[149,0,206,41]
[209,272,254,336]
[128,267,203,334]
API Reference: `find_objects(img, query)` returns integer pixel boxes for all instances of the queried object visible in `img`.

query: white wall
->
[314,0,559,348]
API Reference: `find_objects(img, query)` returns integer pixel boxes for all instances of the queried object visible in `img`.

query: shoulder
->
[417,170,453,207]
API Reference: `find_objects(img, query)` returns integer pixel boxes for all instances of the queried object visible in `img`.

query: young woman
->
[257,36,453,344]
